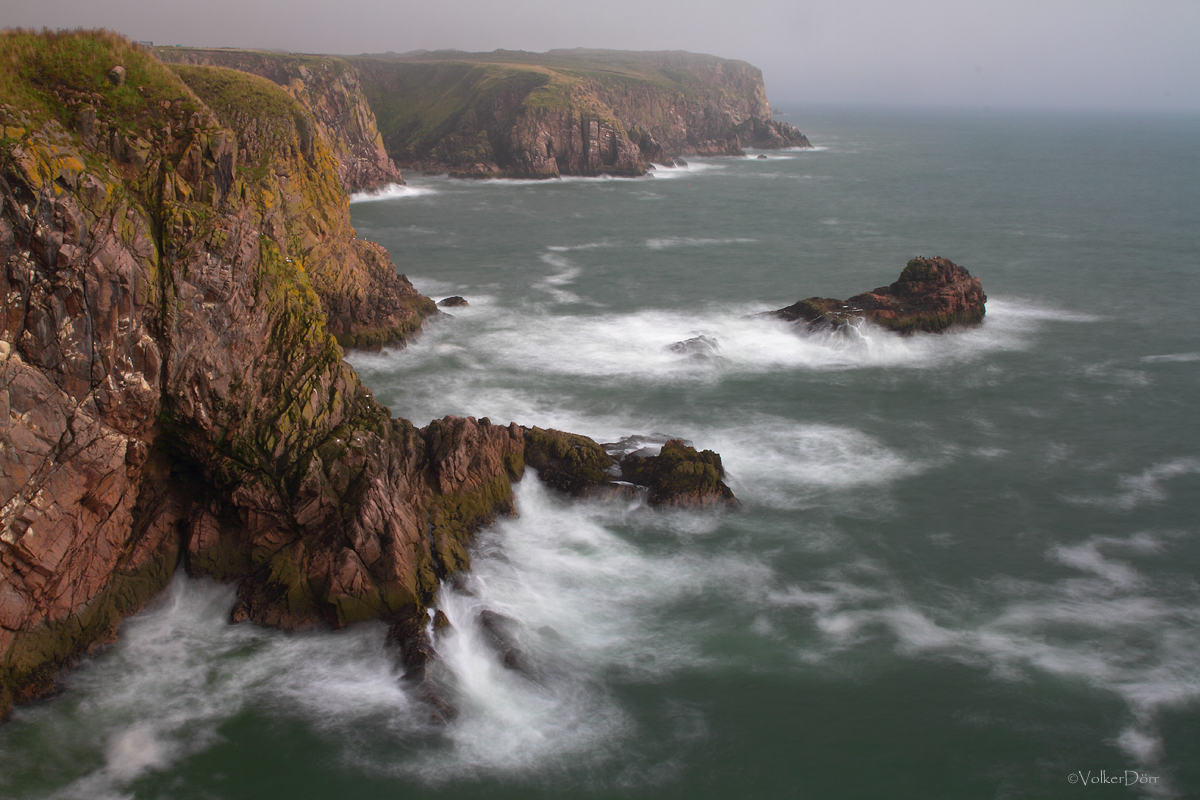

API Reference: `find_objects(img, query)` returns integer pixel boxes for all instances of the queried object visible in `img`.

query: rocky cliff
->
[0,30,500,716]
[155,47,404,193]
[0,31,737,718]
[349,49,811,178]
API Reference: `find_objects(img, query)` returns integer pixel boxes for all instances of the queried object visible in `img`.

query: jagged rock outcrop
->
[348,49,811,178]
[524,427,738,508]
[164,62,433,348]
[156,48,404,193]
[0,31,486,717]
[0,32,740,720]
[772,257,987,335]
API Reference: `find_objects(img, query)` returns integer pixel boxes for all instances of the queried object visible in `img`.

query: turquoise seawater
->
[1,108,1198,799]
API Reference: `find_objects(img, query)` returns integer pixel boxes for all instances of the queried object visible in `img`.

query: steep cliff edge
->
[349,49,811,178]
[0,31,738,719]
[155,47,404,194]
[0,30,501,717]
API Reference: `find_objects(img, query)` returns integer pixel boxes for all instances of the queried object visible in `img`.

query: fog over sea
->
[2,107,1198,799]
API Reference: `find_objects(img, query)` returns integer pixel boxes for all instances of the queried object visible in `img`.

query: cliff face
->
[155,48,404,193]
[0,32,740,719]
[0,31,513,717]
[350,49,811,178]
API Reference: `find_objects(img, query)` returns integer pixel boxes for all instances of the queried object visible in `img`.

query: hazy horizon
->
[5,0,1199,113]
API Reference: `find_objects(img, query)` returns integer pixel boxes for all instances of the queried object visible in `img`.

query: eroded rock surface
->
[525,427,738,509]
[773,257,987,335]
[156,48,405,193]
[0,32,493,716]
[0,31,740,719]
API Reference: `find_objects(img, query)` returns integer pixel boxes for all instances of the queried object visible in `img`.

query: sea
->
[1,107,1198,799]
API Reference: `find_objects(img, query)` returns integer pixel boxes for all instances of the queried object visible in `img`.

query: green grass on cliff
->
[0,28,201,131]
[348,49,762,163]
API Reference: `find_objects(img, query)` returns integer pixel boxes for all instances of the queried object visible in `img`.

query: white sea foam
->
[1142,352,1200,363]
[348,183,438,202]
[644,160,727,180]
[769,529,1200,784]
[546,241,617,252]
[645,237,757,250]
[703,419,924,509]
[1064,457,1200,511]
[366,476,772,782]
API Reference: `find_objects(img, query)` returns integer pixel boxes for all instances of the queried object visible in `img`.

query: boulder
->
[668,334,720,359]
[438,296,468,307]
[619,439,739,509]
[525,427,738,508]
[772,256,986,335]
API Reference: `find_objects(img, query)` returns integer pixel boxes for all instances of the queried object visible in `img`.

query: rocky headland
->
[153,48,812,180]
[342,49,811,178]
[154,47,404,194]
[772,257,987,334]
[0,30,737,718]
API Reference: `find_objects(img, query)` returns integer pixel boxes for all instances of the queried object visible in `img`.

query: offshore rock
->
[437,296,468,308]
[668,334,721,359]
[619,440,739,509]
[524,428,737,508]
[773,257,987,335]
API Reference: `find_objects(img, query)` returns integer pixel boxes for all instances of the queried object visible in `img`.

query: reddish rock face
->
[155,48,404,194]
[0,33,741,720]
[0,34,498,717]
[773,257,987,335]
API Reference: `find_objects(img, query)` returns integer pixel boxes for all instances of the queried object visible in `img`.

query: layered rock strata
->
[773,257,987,334]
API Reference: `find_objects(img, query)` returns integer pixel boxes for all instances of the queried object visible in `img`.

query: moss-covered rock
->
[523,426,618,496]
[620,439,739,508]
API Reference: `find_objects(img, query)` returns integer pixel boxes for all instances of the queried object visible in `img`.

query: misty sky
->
[5,0,1198,111]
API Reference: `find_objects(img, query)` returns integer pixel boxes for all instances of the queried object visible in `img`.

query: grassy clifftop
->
[155,47,404,193]
[348,48,806,178]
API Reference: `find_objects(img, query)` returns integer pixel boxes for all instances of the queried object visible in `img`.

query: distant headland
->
[156,46,812,180]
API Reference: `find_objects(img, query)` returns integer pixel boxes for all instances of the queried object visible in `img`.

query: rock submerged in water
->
[438,296,469,308]
[772,256,986,335]
[523,427,738,508]
[668,334,721,359]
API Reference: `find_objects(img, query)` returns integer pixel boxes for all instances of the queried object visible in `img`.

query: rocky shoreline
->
[0,30,740,718]
[160,47,813,180]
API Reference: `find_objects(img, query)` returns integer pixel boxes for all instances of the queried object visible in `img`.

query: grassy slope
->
[348,49,759,163]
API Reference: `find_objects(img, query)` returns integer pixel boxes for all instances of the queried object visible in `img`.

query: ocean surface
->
[2,107,1199,799]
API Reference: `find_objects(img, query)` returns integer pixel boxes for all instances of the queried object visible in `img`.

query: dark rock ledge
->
[772,257,987,335]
